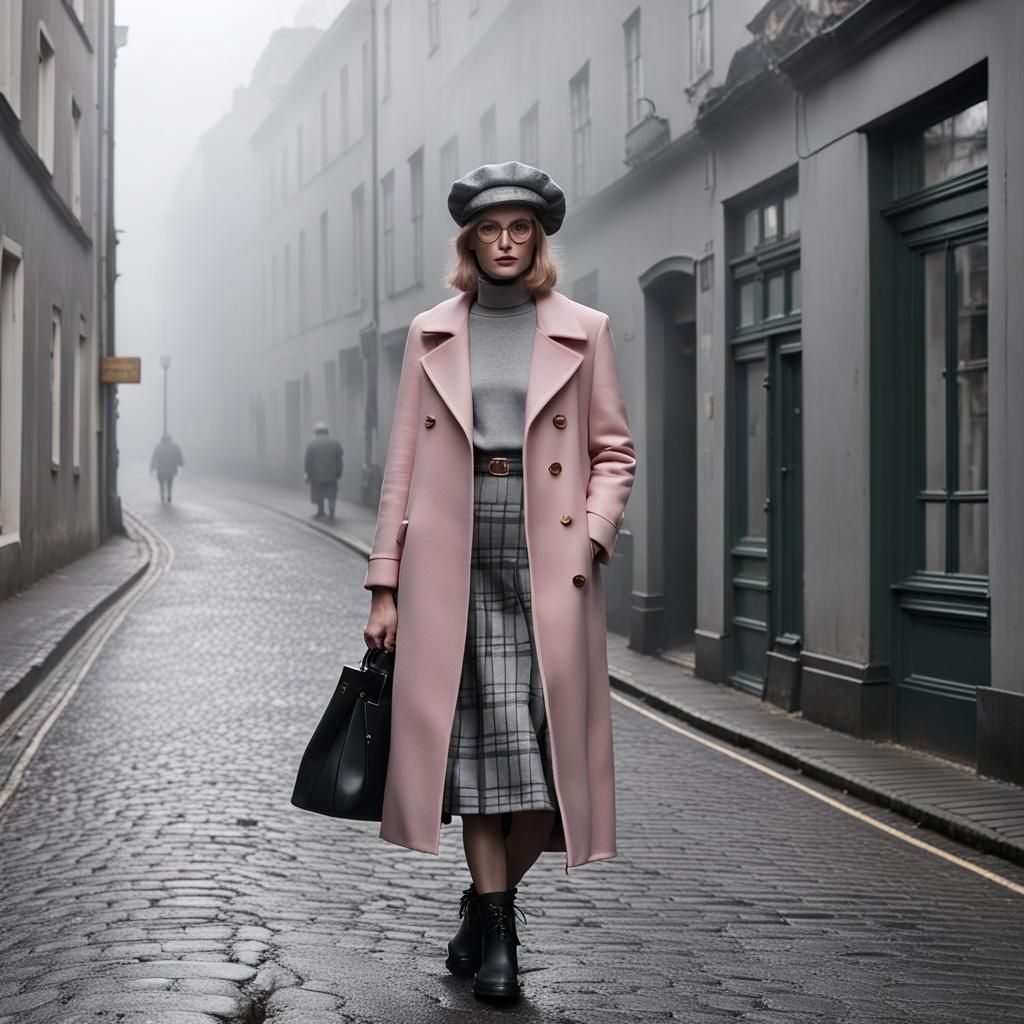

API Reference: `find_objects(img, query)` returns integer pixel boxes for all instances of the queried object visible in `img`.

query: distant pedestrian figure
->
[150,434,184,503]
[304,422,344,520]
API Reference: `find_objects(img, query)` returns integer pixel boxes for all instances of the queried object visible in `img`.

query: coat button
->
[548,462,562,475]
[553,414,567,429]
[424,415,435,428]
[572,573,586,587]
[560,513,572,525]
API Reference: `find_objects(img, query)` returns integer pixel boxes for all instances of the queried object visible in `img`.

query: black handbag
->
[290,645,394,821]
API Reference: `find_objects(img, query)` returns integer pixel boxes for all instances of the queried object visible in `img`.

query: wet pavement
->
[1,470,1023,1023]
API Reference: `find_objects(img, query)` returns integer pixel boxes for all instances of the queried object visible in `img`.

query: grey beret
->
[448,161,566,235]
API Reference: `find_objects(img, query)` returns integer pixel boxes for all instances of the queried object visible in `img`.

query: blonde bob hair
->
[445,212,560,294]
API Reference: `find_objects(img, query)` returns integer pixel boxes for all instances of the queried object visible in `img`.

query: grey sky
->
[115,0,306,456]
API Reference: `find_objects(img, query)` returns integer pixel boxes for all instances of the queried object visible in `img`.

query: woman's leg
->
[504,809,556,887]
[461,813,507,892]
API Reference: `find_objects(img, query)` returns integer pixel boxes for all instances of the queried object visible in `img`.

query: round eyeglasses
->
[474,218,535,245]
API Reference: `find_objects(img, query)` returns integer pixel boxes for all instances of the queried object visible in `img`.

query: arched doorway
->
[636,258,698,658]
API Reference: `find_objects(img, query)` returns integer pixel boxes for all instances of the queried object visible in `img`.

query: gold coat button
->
[548,462,562,476]
[560,513,572,525]
[553,414,567,429]
[572,573,586,588]
[424,415,436,428]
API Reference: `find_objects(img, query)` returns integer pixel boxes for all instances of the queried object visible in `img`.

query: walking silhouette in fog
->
[149,434,184,504]
[304,422,344,520]
[362,162,636,1003]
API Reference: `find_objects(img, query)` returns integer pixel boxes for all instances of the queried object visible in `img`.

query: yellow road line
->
[612,689,1024,898]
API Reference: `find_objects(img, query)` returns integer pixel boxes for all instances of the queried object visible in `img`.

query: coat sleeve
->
[363,319,424,590]
[585,316,636,565]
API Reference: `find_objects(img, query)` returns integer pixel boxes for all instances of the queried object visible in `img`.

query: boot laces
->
[483,899,527,944]
[458,886,476,922]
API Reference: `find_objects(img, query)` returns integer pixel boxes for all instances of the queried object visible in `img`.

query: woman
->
[363,161,636,1001]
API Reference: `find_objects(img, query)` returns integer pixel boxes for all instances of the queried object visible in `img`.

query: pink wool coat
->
[363,288,636,870]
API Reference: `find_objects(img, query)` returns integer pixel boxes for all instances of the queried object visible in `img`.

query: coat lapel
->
[418,289,587,446]
[525,290,586,434]
[419,293,474,444]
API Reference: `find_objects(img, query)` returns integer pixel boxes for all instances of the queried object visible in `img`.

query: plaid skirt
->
[442,453,558,817]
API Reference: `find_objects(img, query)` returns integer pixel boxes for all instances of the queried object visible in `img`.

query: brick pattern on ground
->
[0,472,1022,1023]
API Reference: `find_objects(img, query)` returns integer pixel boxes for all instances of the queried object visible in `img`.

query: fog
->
[115,0,314,465]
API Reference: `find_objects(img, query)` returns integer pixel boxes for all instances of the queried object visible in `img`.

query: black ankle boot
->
[473,889,525,1001]
[445,883,481,976]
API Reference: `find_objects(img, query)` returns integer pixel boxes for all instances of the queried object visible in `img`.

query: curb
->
[0,538,151,727]
[254,495,1024,871]
[609,672,1024,870]
[247,500,373,560]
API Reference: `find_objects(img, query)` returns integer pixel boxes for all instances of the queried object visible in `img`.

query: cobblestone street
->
[1,471,1023,1023]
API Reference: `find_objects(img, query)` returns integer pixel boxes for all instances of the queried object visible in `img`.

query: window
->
[440,134,459,199]
[0,1,23,117]
[319,210,330,322]
[298,229,308,332]
[427,0,440,53]
[923,100,987,187]
[520,102,539,166]
[50,309,61,466]
[70,97,82,218]
[0,243,24,536]
[921,239,989,575]
[381,170,395,295]
[480,104,496,164]
[281,144,289,201]
[740,189,798,255]
[883,91,989,578]
[361,40,371,133]
[570,63,591,200]
[382,4,392,101]
[271,253,279,341]
[296,125,304,188]
[339,65,350,151]
[284,242,293,336]
[689,0,712,84]
[351,184,365,304]
[37,24,56,173]
[73,319,86,471]
[319,90,329,170]
[623,9,643,129]
[409,147,424,285]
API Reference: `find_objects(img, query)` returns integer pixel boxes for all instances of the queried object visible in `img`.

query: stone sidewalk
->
[0,532,149,725]
[222,474,1024,869]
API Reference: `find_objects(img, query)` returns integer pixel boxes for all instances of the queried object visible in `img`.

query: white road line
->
[0,511,173,816]
[612,690,1024,898]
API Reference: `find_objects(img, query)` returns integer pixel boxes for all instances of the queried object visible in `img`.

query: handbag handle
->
[361,644,395,673]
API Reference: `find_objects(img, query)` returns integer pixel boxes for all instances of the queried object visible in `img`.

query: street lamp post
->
[160,354,170,436]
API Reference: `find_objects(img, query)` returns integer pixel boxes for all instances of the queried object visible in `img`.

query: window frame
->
[623,9,643,129]
[569,62,591,200]
[689,0,712,86]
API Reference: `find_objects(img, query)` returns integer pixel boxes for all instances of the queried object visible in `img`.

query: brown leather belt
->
[473,452,524,476]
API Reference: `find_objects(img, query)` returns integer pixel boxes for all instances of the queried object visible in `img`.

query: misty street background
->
[3,0,1024,1021]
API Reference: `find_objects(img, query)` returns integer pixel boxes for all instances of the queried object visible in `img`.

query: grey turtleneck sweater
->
[469,275,537,452]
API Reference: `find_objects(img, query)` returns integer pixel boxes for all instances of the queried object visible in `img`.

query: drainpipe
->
[361,0,382,507]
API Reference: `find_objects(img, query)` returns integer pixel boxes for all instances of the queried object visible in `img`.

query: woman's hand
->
[365,587,398,651]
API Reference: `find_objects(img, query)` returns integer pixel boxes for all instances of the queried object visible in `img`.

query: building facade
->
[168,0,1024,785]
[0,0,121,601]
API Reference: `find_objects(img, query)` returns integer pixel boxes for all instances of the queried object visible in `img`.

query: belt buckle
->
[488,457,509,476]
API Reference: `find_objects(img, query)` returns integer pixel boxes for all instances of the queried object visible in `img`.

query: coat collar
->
[419,290,587,447]
[420,289,588,342]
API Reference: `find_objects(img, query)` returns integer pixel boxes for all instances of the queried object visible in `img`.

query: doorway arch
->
[635,257,698,657]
